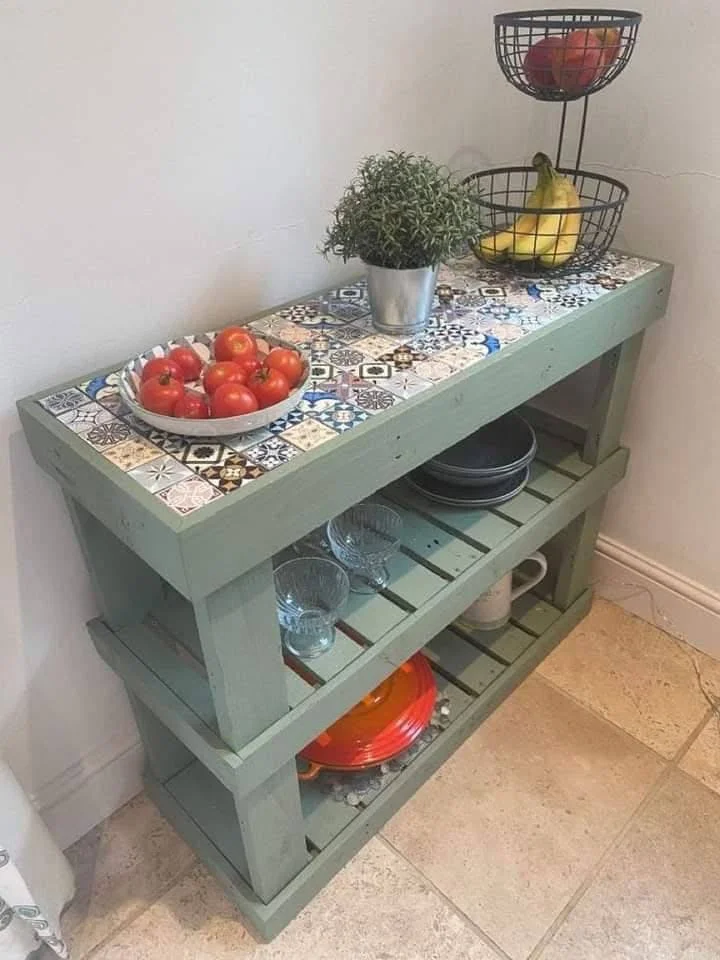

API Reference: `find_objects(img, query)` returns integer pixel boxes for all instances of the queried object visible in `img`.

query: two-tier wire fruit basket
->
[467,9,642,275]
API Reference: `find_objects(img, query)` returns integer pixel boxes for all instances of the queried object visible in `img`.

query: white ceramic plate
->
[119,330,310,437]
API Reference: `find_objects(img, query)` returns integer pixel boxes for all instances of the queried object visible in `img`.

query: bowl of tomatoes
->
[119,325,309,437]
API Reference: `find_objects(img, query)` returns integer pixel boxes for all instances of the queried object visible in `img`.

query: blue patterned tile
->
[308,401,371,433]
[266,408,307,434]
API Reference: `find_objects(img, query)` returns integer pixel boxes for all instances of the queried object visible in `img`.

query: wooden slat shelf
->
[142,588,590,940]
[89,428,627,805]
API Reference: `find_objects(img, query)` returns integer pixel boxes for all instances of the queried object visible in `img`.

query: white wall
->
[1,0,535,846]
[2,0,716,846]
[526,0,720,646]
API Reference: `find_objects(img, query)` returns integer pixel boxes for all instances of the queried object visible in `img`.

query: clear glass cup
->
[327,504,402,594]
[273,557,350,660]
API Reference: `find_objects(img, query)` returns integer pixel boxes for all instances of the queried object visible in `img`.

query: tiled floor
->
[56,599,720,960]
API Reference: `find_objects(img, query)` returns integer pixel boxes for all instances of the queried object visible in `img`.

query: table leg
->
[584,332,644,466]
[192,560,308,903]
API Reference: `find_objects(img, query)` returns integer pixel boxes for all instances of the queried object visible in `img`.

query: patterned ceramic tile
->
[352,386,399,414]
[79,372,121,401]
[309,401,371,433]
[327,347,368,369]
[266,409,307,434]
[323,323,367,343]
[378,346,429,371]
[179,442,233,471]
[82,419,133,449]
[242,435,301,469]
[353,334,402,358]
[280,418,339,450]
[357,360,393,381]
[195,454,266,492]
[157,477,222,515]
[383,370,434,399]
[433,345,487,371]
[223,427,273,452]
[128,455,194,493]
[58,402,117,434]
[102,437,162,471]
[39,388,89,415]
[38,251,658,516]
[412,358,455,383]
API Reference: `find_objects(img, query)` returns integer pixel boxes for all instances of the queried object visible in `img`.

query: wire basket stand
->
[494,8,641,170]
[467,8,641,274]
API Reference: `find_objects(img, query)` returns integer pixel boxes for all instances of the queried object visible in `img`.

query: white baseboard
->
[593,536,720,660]
[33,732,144,851]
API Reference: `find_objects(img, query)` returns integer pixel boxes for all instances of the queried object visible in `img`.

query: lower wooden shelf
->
[144,588,591,940]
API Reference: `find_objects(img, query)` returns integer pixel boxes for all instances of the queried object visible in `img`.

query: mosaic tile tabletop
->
[38,252,658,516]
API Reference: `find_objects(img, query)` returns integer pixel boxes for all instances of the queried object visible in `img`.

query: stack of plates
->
[408,412,536,508]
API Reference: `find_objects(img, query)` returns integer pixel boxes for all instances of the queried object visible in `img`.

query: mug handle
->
[510,552,548,602]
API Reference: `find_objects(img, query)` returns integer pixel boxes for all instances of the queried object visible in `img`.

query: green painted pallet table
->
[18,252,672,940]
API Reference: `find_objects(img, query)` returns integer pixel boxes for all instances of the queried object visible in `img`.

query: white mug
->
[459,552,548,631]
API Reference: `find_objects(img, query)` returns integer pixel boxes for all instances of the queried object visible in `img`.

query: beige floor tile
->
[90,838,500,960]
[383,675,664,960]
[536,598,720,759]
[541,770,720,959]
[679,713,720,795]
[63,793,195,958]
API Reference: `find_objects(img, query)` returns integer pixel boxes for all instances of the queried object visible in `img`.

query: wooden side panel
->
[584,333,644,465]
[65,496,163,631]
[192,560,308,903]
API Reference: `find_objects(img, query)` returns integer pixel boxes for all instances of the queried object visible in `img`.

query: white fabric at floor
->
[0,760,75,959]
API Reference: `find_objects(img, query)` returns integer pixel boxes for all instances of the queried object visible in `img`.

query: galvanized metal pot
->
[365,263,439,336]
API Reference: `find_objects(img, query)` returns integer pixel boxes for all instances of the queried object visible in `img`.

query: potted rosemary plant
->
[322,152,477,335]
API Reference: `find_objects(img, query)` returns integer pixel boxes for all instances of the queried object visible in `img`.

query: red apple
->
[523,36,563,90]
[551,29,604,94]
[591,26,621,67]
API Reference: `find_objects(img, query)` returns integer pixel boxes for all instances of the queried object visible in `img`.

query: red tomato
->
[211,382,259,418]
[141,356,183,383]
[203,361,246,395]
[214,326,257,363]
[168,346,203,382]
[139,373,185,416]
[173,390,210,419]
[265,347,304,387]
[236,355,263,378]
[248,367,290,408]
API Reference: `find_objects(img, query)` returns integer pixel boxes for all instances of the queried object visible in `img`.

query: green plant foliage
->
[322,151,478,270]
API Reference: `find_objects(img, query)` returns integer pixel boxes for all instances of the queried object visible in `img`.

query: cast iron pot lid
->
[407,465,530,508]
[426,412,537,479]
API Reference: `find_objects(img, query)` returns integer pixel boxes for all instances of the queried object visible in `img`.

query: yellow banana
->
[475,175,547,262]
[509,153,568,261]
[540,176,582,267]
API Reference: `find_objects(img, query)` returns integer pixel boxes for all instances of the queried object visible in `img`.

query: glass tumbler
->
[273,557,350,660]
[327,503,402,594]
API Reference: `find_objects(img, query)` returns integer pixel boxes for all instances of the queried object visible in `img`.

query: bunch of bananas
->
[475,153,582,268]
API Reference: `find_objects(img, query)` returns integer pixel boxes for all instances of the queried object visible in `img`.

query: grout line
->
[79,859,199,960]
[377,834,513,960]
[532,672,673,762]
[670,706,714,767]
[529,761,674,960]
